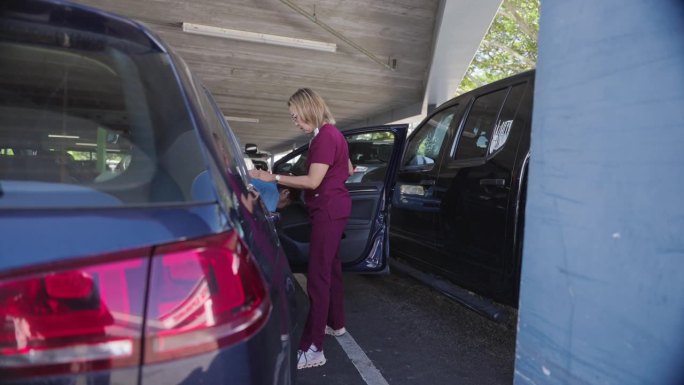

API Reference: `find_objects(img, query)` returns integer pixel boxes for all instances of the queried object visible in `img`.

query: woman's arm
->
[250,163,329,190]
[348,159,354,176]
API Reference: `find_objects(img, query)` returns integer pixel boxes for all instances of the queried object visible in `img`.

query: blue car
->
[0,1,303,383]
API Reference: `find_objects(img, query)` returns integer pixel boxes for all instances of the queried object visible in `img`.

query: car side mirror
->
[245,143,258,154]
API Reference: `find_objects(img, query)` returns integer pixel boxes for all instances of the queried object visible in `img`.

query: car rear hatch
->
[0,0,226,264]
[0,2,271,381]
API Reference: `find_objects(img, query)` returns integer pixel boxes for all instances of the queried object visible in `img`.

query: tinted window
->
[250,158,270,171]
[195,87,253,211]
[347,131,395,183]
[197,89,241,177]
[489,83,527,156]
[277,152,308,176]
[0,25,206,206]
[454,88,508,160]
[403,107,456,167]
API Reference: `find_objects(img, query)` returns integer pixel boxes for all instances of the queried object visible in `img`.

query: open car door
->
[273,124,407,273]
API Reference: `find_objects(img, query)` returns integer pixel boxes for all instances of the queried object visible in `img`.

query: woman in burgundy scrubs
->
[250,88,353,369]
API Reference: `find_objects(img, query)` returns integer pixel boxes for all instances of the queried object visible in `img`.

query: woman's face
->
[289,107,315,134]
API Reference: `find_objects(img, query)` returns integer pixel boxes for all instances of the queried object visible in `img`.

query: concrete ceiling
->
[71,0,500,154]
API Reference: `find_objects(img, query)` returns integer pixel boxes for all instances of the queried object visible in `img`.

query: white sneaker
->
[325,325,347,336]
[297,345,326,369]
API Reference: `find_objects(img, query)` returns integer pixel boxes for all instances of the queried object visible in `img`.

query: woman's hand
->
[249,169,275,182]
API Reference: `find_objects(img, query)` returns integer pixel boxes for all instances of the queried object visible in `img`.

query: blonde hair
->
[287,88,335,128]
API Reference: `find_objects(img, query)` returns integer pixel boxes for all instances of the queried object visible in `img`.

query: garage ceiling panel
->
[72,0,441,153]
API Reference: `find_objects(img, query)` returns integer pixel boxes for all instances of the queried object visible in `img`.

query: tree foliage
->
[456,0,539,95]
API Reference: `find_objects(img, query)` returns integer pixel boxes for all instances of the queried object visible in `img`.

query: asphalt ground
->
[293,271,517,385]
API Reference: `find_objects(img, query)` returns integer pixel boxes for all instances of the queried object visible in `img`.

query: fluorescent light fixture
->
[48,134,80,139]
[75,142,98,147]
[182,22,336,53]
[224,115,259,123]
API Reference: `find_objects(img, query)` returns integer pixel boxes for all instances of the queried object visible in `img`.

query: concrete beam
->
[425,0,503,107]
[342,101,425,130]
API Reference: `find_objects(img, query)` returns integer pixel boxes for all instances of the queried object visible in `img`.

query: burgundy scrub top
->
[304,123,351,220]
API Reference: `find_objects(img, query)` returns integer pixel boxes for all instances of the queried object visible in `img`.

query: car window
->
[276,153,308,176]
[250,158,270,171]
[347,131,395,183]
[244,157,256,170]
[196,89,241,177]
[403,107,456,167]
[0,29,206,207]
[489,83,527,156]
[454,88,508,160]
[196,87,254,210]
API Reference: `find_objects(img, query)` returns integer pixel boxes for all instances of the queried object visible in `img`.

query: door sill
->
[390,258,511,324]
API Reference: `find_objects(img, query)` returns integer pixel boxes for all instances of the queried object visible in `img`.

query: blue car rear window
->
[0,19,209,207]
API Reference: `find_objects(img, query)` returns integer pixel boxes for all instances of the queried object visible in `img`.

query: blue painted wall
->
[515,1,684,384]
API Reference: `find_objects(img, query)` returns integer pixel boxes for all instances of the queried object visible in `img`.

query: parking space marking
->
[335,332,390,385]
[293,273,390,385]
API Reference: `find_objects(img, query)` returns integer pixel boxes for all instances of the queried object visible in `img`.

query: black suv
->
[391,70,534,307]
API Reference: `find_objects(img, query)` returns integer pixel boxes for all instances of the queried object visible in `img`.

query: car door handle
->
[480,178,506,187]
[419,180,436,186]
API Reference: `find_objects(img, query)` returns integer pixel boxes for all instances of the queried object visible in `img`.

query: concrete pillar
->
[515,1,684,384]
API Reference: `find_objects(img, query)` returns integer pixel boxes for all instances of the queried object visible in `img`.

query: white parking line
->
[293,273,390,385]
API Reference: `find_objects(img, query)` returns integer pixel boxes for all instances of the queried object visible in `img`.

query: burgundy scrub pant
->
[299,214,347,351]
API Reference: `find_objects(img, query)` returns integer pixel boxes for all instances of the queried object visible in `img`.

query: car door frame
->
[434,72,535,306]
[388,102,466,271]
[273,124,408,273]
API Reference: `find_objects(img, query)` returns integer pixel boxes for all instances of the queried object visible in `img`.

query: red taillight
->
[144,231,271,363]
[0,254,147,379]
[0,231,271,379]
[44,271,95,299]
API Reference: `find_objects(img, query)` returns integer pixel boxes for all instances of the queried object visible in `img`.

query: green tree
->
[457,0,539,95]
